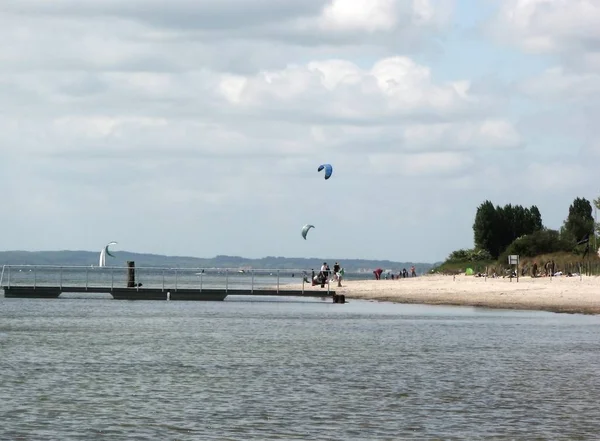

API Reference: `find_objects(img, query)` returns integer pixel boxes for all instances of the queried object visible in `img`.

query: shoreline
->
[287,274,600,315]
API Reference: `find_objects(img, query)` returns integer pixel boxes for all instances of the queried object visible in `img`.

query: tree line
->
[469,197,598,262]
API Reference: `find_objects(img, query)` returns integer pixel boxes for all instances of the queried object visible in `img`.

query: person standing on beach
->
[332,262,343,286]
[320,262,327,288]
[373,268,383,280]
[333,262,340,282]
[411,266,416,277]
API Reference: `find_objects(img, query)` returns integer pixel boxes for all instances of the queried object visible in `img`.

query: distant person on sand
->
[333,262,340,275]
[411,266,416,277]
[320,262,328,288]
[373,268,383,280]
[332,262,340,282]
[333,262,343,287]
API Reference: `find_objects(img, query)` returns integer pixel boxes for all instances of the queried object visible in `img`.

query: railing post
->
[175,269,178,292]
[33,266,37,289]
[251,270,254,293]
[59,266,63,290]
[327,277,330,295]
[302,272,305,294]
[277,270,279,293]
[200,271,203,292]
[7,266,11,288]
[85,266,89,291]
[111,267,114,291]
[162,270,165,292]
[226,269,228,293]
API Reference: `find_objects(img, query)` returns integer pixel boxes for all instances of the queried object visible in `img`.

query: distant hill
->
[0,250,436,273]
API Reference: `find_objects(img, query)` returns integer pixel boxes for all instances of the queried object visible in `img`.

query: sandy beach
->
[293,274,600,315]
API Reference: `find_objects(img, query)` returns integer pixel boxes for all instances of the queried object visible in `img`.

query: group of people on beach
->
[373,266,416,280]
[480,259,578,278]
[528,260,578,278]
[530,260,556,277]
[309,261,344,288]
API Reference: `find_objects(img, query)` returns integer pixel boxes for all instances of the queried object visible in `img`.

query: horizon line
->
[0,249,440,264]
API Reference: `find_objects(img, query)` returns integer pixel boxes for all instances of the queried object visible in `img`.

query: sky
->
[0,0,599,263]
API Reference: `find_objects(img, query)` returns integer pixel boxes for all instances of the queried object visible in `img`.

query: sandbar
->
[289,274,600,315]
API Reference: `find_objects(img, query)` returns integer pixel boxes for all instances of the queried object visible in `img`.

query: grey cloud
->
[486,0,600,71]
[1,0,326,30]
[0,0,450,54]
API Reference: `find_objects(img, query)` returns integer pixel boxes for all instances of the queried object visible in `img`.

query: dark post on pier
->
[127,261,135,288]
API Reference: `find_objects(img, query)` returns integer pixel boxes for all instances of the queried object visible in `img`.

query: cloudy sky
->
[1,0,598,263]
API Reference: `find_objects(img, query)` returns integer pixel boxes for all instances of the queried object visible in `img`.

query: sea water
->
[1,296,599,440]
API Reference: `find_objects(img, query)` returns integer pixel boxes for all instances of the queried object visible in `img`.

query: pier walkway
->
[0,264,339,301]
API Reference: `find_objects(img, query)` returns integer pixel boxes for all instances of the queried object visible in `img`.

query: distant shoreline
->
[289,274,600,315]
[0,250,437,273]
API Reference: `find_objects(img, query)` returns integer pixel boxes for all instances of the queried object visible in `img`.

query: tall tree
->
[473,201,545,259]
[594,197,600,236]
[562,197,594,243]
[473,201,499,257]
[527,205,544,232]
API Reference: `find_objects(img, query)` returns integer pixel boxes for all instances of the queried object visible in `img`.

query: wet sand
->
[290,274,600,315]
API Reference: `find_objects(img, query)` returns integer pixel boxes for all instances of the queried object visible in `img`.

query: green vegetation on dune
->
[0,250,435,273]
[434,196,600,275]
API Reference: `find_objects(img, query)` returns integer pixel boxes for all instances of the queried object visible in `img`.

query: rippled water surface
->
[1,295,600,440]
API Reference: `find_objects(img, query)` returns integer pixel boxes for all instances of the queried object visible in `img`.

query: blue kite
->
[317,163,333,180]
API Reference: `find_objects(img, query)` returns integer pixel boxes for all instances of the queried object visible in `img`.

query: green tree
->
[594,197,600,236]
[501,229,572,261]
[473,201,545,259]
[562,197,594,243]
[473,201,501,257]
[527,205,544,232]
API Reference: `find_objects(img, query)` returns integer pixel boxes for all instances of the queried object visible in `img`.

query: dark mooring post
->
[127,261,136,288]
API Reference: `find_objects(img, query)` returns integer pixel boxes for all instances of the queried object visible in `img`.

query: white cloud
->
[519,67,600,102]
[320,0,403,32]
[0,0,453,55]
[488,0,600,182]
[489,0,600,55]
[367,151,474,177]
[403,120,522,150]
[217,57,483,122]
[4,0,595,263]
[524,162,595,192]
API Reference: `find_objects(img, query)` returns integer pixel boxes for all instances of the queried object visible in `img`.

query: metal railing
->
[0,265,339,294]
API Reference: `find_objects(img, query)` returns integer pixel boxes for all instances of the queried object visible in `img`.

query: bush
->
[500,229,573,262]
[447,248,493,262]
